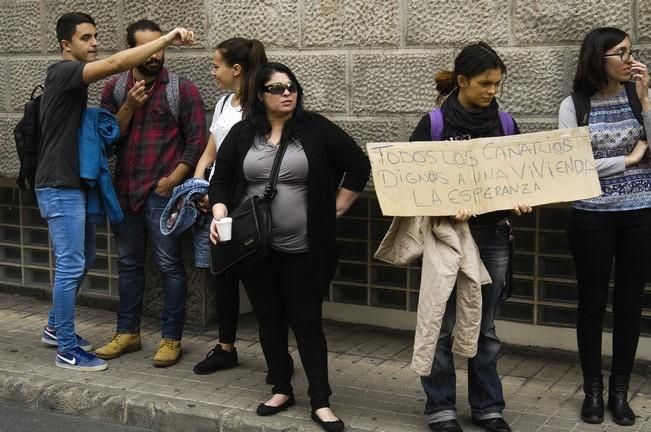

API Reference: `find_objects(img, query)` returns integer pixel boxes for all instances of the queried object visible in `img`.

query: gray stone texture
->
[407,0,510,46]
[8,59,53,112]
[512,0,632,44]
[497,49,566,116]
[641,3,651,43]
[336,118,409,149]
[123,0,207,49]
[302,0,400,48]
[165,55,219,109]
[44,0,121,52]
[352,53,452,114]
[206,0,299,49]
[0,117,20,178]
[0,1,42,53]
[272,54,347,112]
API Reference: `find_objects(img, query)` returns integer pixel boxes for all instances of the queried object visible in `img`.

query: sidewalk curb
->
[0,370,340,432]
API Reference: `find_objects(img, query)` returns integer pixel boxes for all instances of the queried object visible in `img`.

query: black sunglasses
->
[262,82,298,95]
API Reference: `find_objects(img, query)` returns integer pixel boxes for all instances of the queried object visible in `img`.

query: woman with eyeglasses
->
[410,42,531,432]
[558,27,651,427]
[191,38,268,376]
[208,62,370,432]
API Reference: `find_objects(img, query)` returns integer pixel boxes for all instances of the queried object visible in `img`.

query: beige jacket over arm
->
[374,216,490,376]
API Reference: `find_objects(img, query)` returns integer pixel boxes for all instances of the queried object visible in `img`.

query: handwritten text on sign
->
[366,127,602,216]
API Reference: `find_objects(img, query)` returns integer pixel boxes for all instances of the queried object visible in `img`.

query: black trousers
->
[567,208,651,379]
[241,250,331,410]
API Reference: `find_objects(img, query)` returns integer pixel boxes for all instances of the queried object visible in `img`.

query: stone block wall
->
[1,1,650,328]
[1,0,650,175]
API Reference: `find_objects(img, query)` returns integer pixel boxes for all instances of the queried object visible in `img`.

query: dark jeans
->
[241,250,331,410]
[420,223,509,423]
[115,191,187,340]
[568,208,651,380]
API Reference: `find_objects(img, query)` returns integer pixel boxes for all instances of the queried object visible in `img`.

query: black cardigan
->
[209,112,371,292]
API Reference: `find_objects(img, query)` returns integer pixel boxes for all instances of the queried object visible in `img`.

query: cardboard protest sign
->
[367,127,601,216]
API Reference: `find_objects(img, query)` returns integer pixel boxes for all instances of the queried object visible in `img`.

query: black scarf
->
[440,89,503,140]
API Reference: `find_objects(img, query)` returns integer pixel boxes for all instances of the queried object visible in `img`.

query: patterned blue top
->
[574,89,651,211]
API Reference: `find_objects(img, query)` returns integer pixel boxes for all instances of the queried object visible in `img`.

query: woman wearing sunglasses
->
[191,38,268,376]
[410,42,531,432]
[558,27,651,426]
[208,62,370,432]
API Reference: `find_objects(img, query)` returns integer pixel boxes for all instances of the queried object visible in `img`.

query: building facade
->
[1,0,650,359]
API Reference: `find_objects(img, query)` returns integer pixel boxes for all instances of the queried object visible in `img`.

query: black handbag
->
[210,139,289,274]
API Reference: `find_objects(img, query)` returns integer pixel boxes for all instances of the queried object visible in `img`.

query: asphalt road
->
[0,401,155,432]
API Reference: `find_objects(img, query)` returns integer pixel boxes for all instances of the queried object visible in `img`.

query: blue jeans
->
[421,223,509,423]
[36,187,96,353]
[115,191,187,340]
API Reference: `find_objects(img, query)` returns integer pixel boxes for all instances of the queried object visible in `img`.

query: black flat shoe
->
[471,417,511,432]
[311,411,344,432]
[255,394,295,416]
[428,419,463,432]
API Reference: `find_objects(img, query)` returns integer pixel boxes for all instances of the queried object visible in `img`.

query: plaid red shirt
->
[101,68,206,211]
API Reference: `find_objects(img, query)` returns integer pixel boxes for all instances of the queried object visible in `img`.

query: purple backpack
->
[428,108,515,140]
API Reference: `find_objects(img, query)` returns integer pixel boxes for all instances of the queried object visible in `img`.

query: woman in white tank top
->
[192,38,267,376]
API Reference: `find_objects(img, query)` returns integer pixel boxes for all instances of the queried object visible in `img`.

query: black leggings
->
[241,250,331,410]
[210,272,239,345]
[568,208,651,379]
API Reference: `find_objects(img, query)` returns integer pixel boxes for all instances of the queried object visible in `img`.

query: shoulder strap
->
[262,139,290,202]
[166,71,180,121]
[112,71,180,121]
[625,81,646,139]
[428,108,444,140]
[112,72,130,108]
[220,94,229,114]
[571,92,591,126]
[498,111,516,135]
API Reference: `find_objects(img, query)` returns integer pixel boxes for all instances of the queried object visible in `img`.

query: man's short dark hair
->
[56,12,96,51]
[126,19,162,48]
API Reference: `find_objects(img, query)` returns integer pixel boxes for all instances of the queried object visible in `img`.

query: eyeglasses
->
[603,49,639,62]
[262,82,298,95]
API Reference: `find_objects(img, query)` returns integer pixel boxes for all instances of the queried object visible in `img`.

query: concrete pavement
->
[0,292,650,432]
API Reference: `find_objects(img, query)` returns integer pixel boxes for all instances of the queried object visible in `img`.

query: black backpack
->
[571,81,646,139]
[14,85,43,190]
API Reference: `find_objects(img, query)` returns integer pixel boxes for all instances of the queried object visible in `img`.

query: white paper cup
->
[215,217,232,242]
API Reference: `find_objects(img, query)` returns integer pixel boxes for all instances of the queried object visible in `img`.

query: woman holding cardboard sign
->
[410,42,531,432]
[558,27,651,427]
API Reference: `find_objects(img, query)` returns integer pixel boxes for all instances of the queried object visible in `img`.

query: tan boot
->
[153,339,182,367]
[95,333,141,360]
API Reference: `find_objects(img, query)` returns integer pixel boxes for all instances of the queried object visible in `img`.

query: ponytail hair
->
[434,70,455,105]
[216,38,269,116]
[434,42,506,104]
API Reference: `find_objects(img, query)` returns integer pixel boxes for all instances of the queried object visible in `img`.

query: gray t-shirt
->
[243,136,309,252]
[36,60,88,188]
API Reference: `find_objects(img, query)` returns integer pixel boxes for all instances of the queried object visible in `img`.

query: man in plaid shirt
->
[96,19,206,367]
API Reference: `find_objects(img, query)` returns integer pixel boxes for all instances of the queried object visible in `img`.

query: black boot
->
[608,374,636,426]
[580,375,604,424]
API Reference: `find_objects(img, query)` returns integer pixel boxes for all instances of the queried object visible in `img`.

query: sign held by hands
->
[367,127,601,216]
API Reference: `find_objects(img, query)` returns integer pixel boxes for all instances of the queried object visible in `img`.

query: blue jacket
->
[78,108,123,224]
[160,178,210,268]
